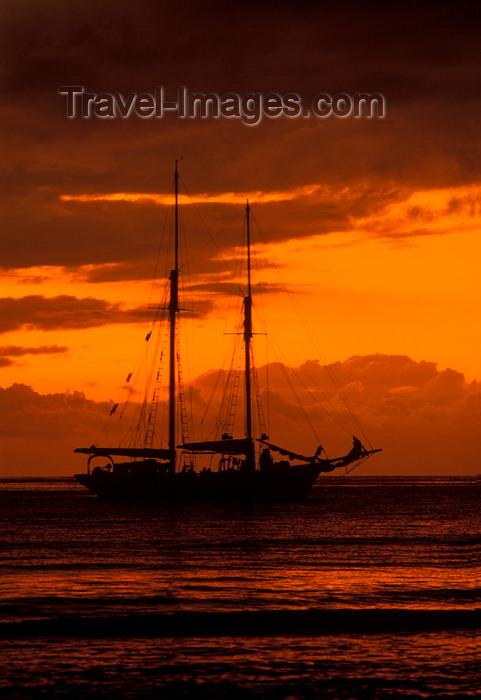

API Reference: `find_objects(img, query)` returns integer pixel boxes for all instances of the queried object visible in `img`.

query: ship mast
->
[168,160,180,473]
[243,201,255,470]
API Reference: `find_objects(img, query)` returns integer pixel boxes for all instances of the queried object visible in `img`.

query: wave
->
[0,593,181,611]
[3,534,479,553]
[1,607,479,639]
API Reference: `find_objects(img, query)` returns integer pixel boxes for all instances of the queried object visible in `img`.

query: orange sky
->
[3,182,481,396]
[2,1,481,475]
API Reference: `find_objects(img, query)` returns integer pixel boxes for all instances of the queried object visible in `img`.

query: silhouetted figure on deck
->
[346,436,366,463]
[260,448,274,471]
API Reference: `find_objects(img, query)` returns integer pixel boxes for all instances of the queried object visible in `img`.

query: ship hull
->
[75,462,322,502]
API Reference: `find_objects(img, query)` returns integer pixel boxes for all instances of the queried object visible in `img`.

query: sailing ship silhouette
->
[75,163,380,500]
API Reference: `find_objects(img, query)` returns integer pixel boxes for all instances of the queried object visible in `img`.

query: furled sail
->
[180,438,251,454]
[74,446,171,459]
[258,438,382,469]
[258,439,321,463]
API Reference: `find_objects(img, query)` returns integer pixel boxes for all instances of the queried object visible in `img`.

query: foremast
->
[74,162,182,471]
[243,201,256,470]
[167,160,181,474]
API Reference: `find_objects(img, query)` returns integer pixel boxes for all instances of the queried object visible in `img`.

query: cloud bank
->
[0,295,149,333]
[1,354,479,477]
[2,1,481,277]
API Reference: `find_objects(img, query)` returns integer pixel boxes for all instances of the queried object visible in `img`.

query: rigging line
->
[146,174,178,320]
[330,459,364,479]
[244,211,272,436]
[294,357,355,431]
[199,369,223,428]
[294,363,354,437]
[263,328,355,438]
[184,273,245,299]
[336,452,375,477]
[277,362,322,445]
[321,360,372,449]
[177,173,242,243]
[99,301,169,448]
[222,326,243,436]
[251,343,267,438]
[176,348,189,444]
[224,338,243,437]
[266,331,354,437]
[109,288,171,446]
[271,254,372,446]
[250,215,372,447]
[186,384,195,445]
[176,175,245,289]
[177,225,197,388]
[144,322,169,448]
[218,261,246,370]
[199,308,244,431]
[265,334,270,436]
[200,338,236,434]
[125,317,169,449]
[219,321,244,436]
[247,210,268,323]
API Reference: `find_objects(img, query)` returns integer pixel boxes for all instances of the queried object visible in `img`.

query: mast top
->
[246,199,252,300]
[173,158,182,273]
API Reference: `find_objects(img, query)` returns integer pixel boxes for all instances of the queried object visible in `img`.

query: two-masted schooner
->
[74,164,380,500]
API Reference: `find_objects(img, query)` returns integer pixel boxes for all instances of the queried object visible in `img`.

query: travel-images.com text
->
[58,86,385,125]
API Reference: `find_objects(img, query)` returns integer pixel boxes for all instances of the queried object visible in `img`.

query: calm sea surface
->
[0,476,479,698]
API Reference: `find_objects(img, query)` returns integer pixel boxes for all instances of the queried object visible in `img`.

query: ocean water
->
[0,476,479,699]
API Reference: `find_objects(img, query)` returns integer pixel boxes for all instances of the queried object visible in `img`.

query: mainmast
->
[243,201,255,470]
[168,160,180,473]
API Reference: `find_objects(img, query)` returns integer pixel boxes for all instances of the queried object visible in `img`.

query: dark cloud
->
[187,353,481,474]
[184,280,287,299]
[1,0,481,273]
[0,382,122,475]
[0,181,407,272]
[1,0,481,283]
[0,295,148,333]
[72,261,161,284]
[2,354,481,475]
[0,294,214,333]
[0,194,168,269]
[3,1,481,100]
[0,344,68,367]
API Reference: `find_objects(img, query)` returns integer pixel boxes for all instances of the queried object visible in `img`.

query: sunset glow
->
[60,184,322,206]
[3,8,481,700]
[2,2,481,477]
